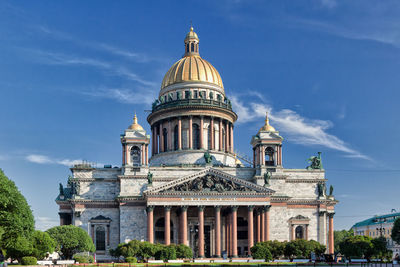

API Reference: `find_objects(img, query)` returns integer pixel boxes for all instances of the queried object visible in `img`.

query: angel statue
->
[306,152,323,170]
[263,171,271,187]
[147,172,153,185]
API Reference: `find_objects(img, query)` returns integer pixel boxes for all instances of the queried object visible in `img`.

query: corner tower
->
[251,113,283,169]
[147,27,237,166]
[121,114,150,174]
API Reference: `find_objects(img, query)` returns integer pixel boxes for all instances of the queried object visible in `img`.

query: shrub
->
[155,245,176,261]
[175,244,193,259]
[73,254,94,263]
[21,256,37,265]
[125,256,137,263]
[31,230,56,260]
[251,243,272,261]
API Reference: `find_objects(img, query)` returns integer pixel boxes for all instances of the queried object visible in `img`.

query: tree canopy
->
[0,169,35,258]
[334,229,353,252]
[31,230,56,260]
[391,217,400,245]
[46,225,95,259]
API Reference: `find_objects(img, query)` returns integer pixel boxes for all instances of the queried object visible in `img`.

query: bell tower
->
[121,114,150,173]
[251,113,283,169]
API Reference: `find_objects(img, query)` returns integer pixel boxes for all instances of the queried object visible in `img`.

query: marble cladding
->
[119,206,147,243]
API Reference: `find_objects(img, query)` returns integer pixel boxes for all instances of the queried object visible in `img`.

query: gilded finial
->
[259,111,276,132]
[129,113,144,131]
[133,113,138,124]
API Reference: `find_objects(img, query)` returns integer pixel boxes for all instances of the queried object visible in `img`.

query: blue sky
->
[1,0,400,231]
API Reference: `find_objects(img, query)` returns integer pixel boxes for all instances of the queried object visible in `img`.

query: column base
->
[213,255,222,258]
[231,255,238,258]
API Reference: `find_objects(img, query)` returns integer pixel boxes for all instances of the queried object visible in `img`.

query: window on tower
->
[130,146,141,166]
[163,128,168,152]
[174,125,179,150]
[192,123,200,149]
[265,147,275,166]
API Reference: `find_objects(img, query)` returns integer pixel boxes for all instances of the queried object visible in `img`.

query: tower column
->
[145,144,149,165]
[141,144,145,165]
[214,206,221,257]
[168,120,172,151]
[225,121,229,153]
[328,213,335,254]
[260,145,265,166]
[160,121,164,152]
[247,206,254,255]
[147,206,154,243]
[210,117,214,150]
[189,116,193,149]
[178,117,182,150]
[230,123,233,153]
[200,116,204,149]
[198,206,205,258]
[219,119,223,151]
[152,127,155,155]
[164,206,171,245]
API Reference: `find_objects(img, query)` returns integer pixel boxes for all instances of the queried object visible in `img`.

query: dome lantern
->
[184,26,199,57]
[259,112,276,132]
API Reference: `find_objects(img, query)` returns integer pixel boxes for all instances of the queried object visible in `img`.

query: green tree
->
[250,243,272,261]
[175,244,193,259]
[46,225,95,259]
[391,218,400,245]
[261,240,285,259]
[31,230,56,260]
[369,237,391,260]
[5,236,32,261]
[0,169,35,258]
[338,235,373,259]
[334,229,354,253]
[137,241,156,261]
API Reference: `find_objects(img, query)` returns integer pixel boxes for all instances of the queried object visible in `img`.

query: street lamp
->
[376,218,387,237]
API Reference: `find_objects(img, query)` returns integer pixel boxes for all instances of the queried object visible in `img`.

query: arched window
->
[295,226,304,239]
[163,128,168,152]
[186,44,189,53]
[130,146,141,166]
[174,125,178,150]
[155,217,173,244]
[193,123,200,149]
[95,226,106,251]
[191,43,194,52]
[265,147,275,166]
[207,125,212,150]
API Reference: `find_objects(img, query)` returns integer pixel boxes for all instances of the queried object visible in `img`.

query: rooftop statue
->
[59,183,64,196]
[147,172,153,185]
[317,183,326,197]
[204,151,212,164]
[263,171,271,187]
[307,152,323,170]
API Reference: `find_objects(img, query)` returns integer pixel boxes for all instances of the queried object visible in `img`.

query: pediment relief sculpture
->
[160,174,253,193]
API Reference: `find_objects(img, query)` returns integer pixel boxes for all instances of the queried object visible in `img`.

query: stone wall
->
[119,205,147,243]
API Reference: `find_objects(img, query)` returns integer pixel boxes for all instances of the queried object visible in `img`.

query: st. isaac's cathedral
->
[56,27,337,260]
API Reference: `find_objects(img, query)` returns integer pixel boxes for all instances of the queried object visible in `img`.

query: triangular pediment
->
[144,168,274,196]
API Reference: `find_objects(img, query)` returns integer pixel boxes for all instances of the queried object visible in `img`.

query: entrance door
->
[190,225,212,258]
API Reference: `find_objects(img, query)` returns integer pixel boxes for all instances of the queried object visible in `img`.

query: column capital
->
[164,206,171,211]
[198,206,205,211]
[181,205,188,211]
[231,206,238,211]
[263,205,271,212]
[214,205,221,211]
[247,205,255,211]
[146,206,154,212]
[328,212,335,218]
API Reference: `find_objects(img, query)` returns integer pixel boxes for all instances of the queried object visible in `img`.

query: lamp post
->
[376,218,386,237]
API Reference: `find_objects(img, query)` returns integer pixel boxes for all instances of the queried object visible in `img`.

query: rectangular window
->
[185,90,190,99]
[194,90,198,99]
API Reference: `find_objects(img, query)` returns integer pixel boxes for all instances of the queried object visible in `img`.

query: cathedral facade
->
[56,27,337,260]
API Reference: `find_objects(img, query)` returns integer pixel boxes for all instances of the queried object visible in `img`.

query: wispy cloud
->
[231,93,370,160]
[35,25,159,63]
[35,216,59,231]
[82,87,156,105]
[26,154,97,167]
[29,50,158,87]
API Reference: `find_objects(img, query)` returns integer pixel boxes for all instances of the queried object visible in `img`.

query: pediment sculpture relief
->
[162,174,253,193]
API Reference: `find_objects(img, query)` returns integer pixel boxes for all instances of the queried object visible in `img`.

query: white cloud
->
[83,87,156,105]
[231,93,370,160]
[35,216,59,231]
[26,154,93,167]
[30,50,157,87]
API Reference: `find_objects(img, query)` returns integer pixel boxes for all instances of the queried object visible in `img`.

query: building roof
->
[352,212,400,228]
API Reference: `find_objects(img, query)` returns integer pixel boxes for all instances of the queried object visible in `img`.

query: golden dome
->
[129,114,144,131]
[160,27,224,90]
[259,112,276,132]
